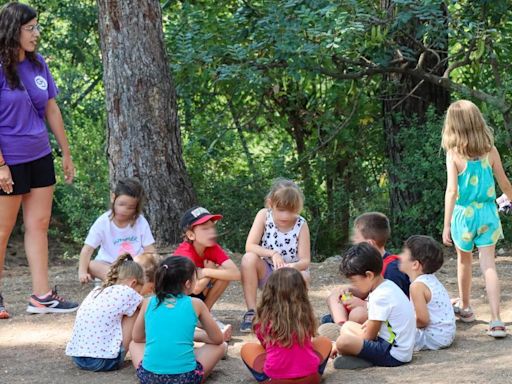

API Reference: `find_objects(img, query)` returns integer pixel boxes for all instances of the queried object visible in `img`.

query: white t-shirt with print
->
[85,211,155,264]
[66,285,142,359]
[368,279,416,362]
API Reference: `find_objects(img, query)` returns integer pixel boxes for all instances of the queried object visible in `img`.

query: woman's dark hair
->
[109,178,146,222]
[340,242,383,277]
[0,2,40,89]
[154,256,196,307]
[404,235,444,274]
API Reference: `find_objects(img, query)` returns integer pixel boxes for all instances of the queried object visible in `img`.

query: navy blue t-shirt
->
[383,252,410,297]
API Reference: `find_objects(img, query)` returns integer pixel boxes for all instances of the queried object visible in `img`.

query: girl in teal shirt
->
[442,100,512,338]
[130,256,226,383]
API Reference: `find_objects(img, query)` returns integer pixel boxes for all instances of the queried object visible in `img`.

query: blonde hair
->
[441,100,494,158]
[265,178,304,213]
[254,268,317,347]
[101,253,144,290]
[135,252,161,283]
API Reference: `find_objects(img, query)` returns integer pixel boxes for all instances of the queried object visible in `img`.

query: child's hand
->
[442,226,453,246]
[344,296,366,310]
[497,193,512,214]
[79,271,92,284]
[271,252,285,269]
[330,341,338,358]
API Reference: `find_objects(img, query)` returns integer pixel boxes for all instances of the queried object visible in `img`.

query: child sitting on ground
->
[78,178,156,283]
[66,254,144,371]
[333,243,416,369]
[135,252,160,296]
[398,235,456,351]
[322,212,410,330]
[174,206,241,339]
[240,178,311,332]
[241,268,331,383]
[130,256,226,384]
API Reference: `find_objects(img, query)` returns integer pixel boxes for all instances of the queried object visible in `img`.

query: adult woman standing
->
[0,2,78,318]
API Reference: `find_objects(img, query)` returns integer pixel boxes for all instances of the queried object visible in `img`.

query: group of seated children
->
[65,177,458,383]
[318,212,456,369]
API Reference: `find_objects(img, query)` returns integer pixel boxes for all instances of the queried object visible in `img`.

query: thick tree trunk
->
[96,0,196,246]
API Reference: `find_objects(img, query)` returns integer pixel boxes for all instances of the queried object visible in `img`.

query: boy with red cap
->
[174,206,240,339]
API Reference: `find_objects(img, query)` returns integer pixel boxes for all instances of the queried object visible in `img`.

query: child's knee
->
[348,307,368,324]
[241,252,260,269]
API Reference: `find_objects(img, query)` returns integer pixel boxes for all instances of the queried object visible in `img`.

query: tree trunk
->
[96,0,196,246]
[381,1,450,240]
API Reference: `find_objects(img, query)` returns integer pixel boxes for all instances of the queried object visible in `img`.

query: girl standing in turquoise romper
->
[442,100,512,338]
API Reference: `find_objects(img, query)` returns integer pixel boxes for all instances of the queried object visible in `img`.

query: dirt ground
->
[1,244,512,384]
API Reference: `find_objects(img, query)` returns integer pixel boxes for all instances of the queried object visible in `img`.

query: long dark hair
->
[0,2,40,89]
[154,256,196,307]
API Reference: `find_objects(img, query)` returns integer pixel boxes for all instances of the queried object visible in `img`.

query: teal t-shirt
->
[142,294,198,374]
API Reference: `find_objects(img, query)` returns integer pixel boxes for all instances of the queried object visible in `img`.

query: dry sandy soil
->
[1,244,512,384]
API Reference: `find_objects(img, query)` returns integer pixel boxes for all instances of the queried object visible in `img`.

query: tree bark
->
[96,0,196,246]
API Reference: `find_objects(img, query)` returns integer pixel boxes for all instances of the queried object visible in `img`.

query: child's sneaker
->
[26,287,79,314]
[240,309,255,333]
[487,320,507,339]
[0,293,10,319]
[452,299,475,323]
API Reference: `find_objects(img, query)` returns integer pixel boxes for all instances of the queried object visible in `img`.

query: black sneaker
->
[26,287,79,314]
[240,309,255,333]
[0,293,10,319]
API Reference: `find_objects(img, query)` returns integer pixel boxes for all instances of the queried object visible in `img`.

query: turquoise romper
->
[451,155,503,252]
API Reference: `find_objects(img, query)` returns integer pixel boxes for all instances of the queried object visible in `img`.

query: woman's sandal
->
[487,320,507,339]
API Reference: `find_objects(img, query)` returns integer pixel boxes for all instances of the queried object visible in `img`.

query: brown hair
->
[404,235,444,274]
[265,178,304,213]
[353,212,390,248]
[109,178,146,224]
[101,253,144,291]
[254,268,316,347]
[0,2,41,89]
[441,100,493,158]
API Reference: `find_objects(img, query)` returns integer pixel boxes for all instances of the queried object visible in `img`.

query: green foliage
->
[3,0,512,258]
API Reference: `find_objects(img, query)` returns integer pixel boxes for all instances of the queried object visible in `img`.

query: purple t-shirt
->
[0,54,58,165]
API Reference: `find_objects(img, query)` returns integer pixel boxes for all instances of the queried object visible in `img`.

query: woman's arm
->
[45,98,74,184]
[443,151,458,246]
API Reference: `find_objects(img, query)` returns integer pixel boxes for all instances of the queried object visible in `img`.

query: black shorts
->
[0,153,56,196]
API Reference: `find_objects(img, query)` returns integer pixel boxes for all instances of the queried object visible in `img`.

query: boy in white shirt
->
[334,242,416,369]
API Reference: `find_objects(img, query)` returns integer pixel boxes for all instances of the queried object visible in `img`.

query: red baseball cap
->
[180,206,223,231]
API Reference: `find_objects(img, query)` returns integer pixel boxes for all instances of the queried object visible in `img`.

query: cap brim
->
[191,214,223,227]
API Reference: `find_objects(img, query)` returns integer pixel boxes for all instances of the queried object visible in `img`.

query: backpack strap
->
[381,255,400,277]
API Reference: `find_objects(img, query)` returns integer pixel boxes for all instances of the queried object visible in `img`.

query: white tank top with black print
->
[260,209,305,264]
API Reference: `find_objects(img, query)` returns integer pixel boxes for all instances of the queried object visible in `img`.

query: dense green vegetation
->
[6,0,512,258]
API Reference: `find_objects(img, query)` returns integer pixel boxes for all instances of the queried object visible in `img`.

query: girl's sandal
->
[487,320,507,339]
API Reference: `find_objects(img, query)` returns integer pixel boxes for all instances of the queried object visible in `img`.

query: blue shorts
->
[72,346,126,372]
[357,337,405,367]
[137,361,204,384]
